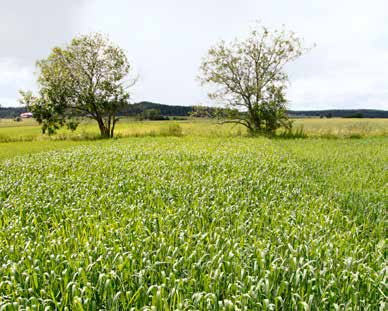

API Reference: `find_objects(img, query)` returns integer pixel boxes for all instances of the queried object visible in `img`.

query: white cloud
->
[0,97,19,107]
[0,58,34,83]
[0,0,387,109]
[289,75,388,110]
[0,58,35,107]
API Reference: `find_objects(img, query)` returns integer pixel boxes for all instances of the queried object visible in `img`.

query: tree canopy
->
[199,24,305,135]
[20,33,136,137]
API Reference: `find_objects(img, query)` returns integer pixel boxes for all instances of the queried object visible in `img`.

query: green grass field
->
[0,117,387,143]
[0,119,387,309]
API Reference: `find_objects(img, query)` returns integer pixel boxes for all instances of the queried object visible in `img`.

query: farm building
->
[20,112,33,118]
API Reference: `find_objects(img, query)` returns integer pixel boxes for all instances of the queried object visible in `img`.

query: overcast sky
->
[1,0,387,110]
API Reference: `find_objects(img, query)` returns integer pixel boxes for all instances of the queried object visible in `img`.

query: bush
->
[66,119,80,132]
[143,109,169,120]
[159,124,183,136]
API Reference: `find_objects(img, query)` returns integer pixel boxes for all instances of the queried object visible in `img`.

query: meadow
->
[0,117,387,144]
[0,119,387,310]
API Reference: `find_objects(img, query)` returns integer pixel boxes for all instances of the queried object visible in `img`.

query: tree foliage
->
[20,33,136,137]
[189,105,213,118]
[19,90,66,135]
[199,24,305,135]
[142,109,168,120]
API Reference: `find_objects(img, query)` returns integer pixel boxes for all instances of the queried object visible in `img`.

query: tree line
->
[2,103,387,121]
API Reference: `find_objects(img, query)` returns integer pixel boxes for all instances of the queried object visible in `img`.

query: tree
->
[199,24,305,136]
[19,90,66,134]
[325,112,333,118]
[19,33,136,138]
[189,105,212,118]
[143,109,167,120]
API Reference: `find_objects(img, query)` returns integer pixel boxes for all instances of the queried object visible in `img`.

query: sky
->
[0,0,387,110]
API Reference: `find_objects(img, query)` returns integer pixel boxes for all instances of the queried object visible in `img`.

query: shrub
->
[159,124,183,136]
[66,119,80,132]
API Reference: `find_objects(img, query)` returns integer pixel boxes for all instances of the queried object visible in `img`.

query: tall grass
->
[0,137,386,309]
[0,118,386,142]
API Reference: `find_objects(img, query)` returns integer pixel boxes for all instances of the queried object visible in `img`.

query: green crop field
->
[0,118,387,144]
[0,120,387,310]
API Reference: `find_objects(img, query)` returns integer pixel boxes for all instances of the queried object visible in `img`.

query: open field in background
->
[0,118,387,143]
[293,118,388,137]
[0,137,386,309]
[0,117,387,161]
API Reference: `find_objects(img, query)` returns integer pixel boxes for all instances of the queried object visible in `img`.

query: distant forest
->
[287,109,388,118]
[1,102,387,119]
[0,107,27,118]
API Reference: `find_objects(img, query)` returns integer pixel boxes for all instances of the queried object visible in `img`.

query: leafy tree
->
[199,24,305,136]
[189,105,212,118]
[143,109,167,120]
[325,112,333,118]
[19,90,66,135]
[20,33,136,138]
[66,119,80,132]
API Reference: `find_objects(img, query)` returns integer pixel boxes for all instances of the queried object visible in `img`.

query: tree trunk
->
[96,117,110,138]
[110,117,118,138]
[247,107,262,135]
[100,125,110,138]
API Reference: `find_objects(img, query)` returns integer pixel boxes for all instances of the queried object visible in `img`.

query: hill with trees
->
[288,109,388,118]
[1,102,387,119]
[0,107,27,118]
[117,101,193,116]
